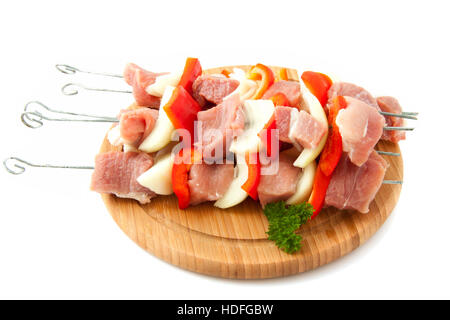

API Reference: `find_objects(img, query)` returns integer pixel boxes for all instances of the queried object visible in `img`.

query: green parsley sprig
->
[263,201,313,254]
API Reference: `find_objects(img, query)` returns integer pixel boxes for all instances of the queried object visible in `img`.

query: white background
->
[0,0,449,299]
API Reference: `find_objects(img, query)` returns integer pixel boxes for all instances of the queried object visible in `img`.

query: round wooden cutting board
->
[99,66,403,279]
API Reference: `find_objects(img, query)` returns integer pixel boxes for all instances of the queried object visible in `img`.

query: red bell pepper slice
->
[319,96,347,176]
[308,96,348,218]
[308,166,332,219]
[241,152,261,200]
[172,148,202,209]
[301,71,333,107]
[178,57,202,94]
[269,92,290,107]
[247,63,275,99]
[258,113,279,158]
[163,85,201,142]
[172,158,191,209]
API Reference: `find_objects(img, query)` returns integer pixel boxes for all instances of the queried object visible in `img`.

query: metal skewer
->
[382,180,403,185]
[379,111,417,120]
[376,151,400,156]
[56,64,123,78]
[57,64,130,96]
[384,126,415,131]
[21,101,118,129]
[401,111,419,116]
[3,157,94,175]
[61,83,132,96]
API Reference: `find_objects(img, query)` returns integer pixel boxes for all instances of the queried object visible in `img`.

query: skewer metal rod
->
[401,112,419,116]
[382,180,403,185]
[21,112,118,128]
[22,101,118,129]
[376,151,401,156]
[56,64,123,78]
[61,83,132,96]
[24,101,116,120]
[3,157,94,175]
[379,111,417,120]
[384,126,414,131]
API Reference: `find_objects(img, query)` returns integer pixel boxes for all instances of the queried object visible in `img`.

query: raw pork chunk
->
[188,163,234,205]
[327,82,379,110]
[325,151,388,213]
[192,75,239,107]
[262,80,301,107]
[123,63,167,108]
[257,152,302,207]
[336,97,385,166]
[91,151,156,204]
[377,96,406,143]
[291,110,327,149]
[274,106,326,149]
[119,108,159,146]
[195,93,244,160]
[274,106,292,143]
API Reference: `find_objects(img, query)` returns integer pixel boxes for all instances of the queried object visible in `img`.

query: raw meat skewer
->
[20,102,405,159]
[2,156,403,186]
[59,81,417,124]
[4,152,156,204]
[56,64,417,121]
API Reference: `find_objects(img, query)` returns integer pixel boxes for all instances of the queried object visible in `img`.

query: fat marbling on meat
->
[195,93,245,160]
[327,82,379,110]
[325,150,388,213]
[262,80,301,107]
[336,97,385,167]
[90,151,156,204]
[119,107,159,147]
[123,63,167,108]
[274,106,327,149]
[257,152,302,207]
[188,162,234,205]
[273,106,292,143]
[192,74,240,107]
[290,109,327,149]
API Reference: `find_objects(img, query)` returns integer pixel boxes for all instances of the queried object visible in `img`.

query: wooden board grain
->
[99,66,403,279]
